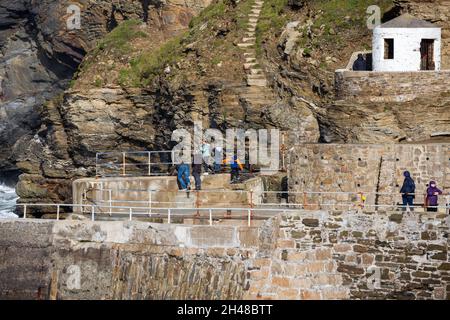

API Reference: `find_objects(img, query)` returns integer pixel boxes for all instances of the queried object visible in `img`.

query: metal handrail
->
[83,187,449,196]
[16,202,450,224]
[16,203,303,226]
[95,147,285,177]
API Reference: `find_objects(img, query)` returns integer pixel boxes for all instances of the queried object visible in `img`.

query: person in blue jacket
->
[400,171,415,212]
[177,161,190,191]
[223,155,244,184]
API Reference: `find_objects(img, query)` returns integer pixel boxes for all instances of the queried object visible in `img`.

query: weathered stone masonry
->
[335,70,450,102]
[288,144,450,207]
[0,220,260,300]
[245,211,450,300]
[1,211,449,300]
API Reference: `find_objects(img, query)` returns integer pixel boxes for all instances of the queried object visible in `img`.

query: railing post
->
[249,191,254,218]
[95,153,99,177]
[168,209,171,224]
[303,192,307,210]
[147,151,151,176]
[148,190,152,216]
[195,191,200,218]
[23,205,27,219]
[122,152,126,176]
[109,189,112,216]
[247,209,251,227]
[129,207,133,221]
[56,205,60,221]
[209,209,213,226]
[91,205,95,221]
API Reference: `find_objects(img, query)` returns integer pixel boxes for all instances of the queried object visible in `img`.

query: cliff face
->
[0,0,208,174]
[3,0,450,208]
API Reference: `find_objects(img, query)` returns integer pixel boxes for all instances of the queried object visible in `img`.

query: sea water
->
[0,184,18,219]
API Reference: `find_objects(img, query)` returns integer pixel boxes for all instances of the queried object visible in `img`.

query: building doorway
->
[420,39,435,70]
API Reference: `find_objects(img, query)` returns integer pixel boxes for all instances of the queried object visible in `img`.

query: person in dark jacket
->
[177,162,190,191]
[400,171,415,212]
[352,54,367,71]
[223,155,244,184]
[192,154,202,191]
[426,181,443,212]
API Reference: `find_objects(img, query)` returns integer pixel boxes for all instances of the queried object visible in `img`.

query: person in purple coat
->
[426,181,443,212]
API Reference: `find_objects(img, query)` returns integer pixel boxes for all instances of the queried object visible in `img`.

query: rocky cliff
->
[1,0,449,209]
[0,0,209,175]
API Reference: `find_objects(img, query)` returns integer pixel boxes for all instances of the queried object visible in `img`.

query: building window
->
[420,39,435,70]
[384,39,394,59]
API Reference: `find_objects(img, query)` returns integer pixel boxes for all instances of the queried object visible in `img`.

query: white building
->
[372,14,441,72]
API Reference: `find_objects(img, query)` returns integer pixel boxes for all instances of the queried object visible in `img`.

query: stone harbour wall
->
[244,210,450,300]
[0,220,262,300]
[287,144,450,208]
[1,211,449,300]
[335,70,450,102]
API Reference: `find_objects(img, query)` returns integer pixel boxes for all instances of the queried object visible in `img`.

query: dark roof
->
[379,13,439,29]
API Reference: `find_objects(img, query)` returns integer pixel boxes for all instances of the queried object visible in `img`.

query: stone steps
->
[249,69,263,75]
[237,43,254,48]
[239,91,274,98]
[244,62,258,69]
[237,0,268,88]
[247,78,267,87]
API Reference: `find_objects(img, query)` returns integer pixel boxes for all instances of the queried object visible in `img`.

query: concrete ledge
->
[0,219,261,248]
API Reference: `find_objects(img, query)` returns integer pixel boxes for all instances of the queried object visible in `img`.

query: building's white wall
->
[373,27,441,71]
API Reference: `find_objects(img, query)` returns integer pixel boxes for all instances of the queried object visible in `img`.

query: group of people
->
[176,140,244,191]
[400,171,447,212]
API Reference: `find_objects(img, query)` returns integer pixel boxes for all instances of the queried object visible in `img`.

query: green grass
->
[189,0,227,30]
[236,0,256,30]
[296,0,394,55]
[256,0,290,57]
[119,33,186,87]
[94,78,103,87]
[311,0,393,30]
[97,19,147,54]
[75,19,148,85]
[118,0,247,87]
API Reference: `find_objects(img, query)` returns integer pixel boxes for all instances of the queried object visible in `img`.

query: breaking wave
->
[0,184,18,219]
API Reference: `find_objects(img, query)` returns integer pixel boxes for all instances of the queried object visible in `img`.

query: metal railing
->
[17,203,297,227]
[80,187,450,214]
[96,150,176,177]
[16,202,450,227]
[95,145,288,177]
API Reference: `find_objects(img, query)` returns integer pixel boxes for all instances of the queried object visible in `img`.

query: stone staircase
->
[237,0,268,88]
[80,174,254,215]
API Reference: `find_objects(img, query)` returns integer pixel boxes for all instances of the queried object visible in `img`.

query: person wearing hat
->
[426,181,443,212]
[400,171,416,212]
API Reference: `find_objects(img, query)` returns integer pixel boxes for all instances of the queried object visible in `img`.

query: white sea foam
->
[0,184,18,219]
